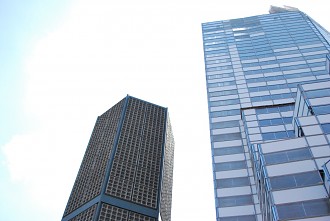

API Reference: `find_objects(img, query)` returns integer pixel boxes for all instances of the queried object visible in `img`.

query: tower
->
[62,96,174,221]
[202,6,330,221]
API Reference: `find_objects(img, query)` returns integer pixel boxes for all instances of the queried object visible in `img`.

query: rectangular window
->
[214,160,246,171]
[213,146,244,156]
[321,123,330,134]
[218,195,253,207]
[277,199,330,220]
[209,89,238,97]
[305,88,330,99]
[211,120,240,129]
[269,171,322,190]
[263,148,312,165]
[216,176,249,188]
[212,132,242,142]
[210,109,240,118]
[313,104,330,115]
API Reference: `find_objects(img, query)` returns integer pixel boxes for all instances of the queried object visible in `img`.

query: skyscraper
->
[62,96,174,221]
[202,6,330,221]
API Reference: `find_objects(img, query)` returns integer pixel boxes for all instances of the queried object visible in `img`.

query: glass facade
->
[203,7,330,221]
[62,96,174,221]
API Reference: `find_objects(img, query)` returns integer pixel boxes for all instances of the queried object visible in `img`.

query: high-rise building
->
[202,6,330,221]
[61,96,174,221]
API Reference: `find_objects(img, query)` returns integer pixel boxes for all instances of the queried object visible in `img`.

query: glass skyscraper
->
[202,6,330,221]
[61,96,174,221]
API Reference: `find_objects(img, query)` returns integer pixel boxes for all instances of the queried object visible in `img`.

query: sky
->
[1,0,329,220]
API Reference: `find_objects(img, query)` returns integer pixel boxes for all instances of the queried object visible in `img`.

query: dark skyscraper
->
[202,6,330,221]
[62,96,174,221]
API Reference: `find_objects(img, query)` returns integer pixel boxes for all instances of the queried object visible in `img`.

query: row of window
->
[259,117,292,127]
[256,105,294,115]
[313,104,330,115]
[305,88,330,99]
[215,160,246,171]
[215,170,322,191]
[263,148,312,165]
[276,198,330,220]
[269,171,322,190]
[218,194,253,208]
[262,130,295,141]
[251,93,295,102]
[213,146,244,156]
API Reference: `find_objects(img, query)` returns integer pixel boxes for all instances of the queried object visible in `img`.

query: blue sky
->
[1,1,329,221]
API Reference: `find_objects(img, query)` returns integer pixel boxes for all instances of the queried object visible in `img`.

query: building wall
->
[62,96,174,221]
[202,10,330,221]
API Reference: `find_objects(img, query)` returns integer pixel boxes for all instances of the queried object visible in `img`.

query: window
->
[313,104,330,115]
[251,95,272,102]
[215,160,246,171]
[321,123,330,134]
[218,195,253,207]
[212,132,241,142]
[210,109,240,118]
[269,171,322,190]
[263,148,312,165]
[259,118,284,127]
[305,88,330,99]
[213,146,243,155]
[209,89,238,97]
[210,99,240,107]
[216,177,249,188]
[211,120,240,129]
[277,199,330,220]
[262,131,289,141]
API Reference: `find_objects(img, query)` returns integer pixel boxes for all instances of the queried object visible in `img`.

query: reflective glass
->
[215,160,247,171]
[216,176,249,188]
[218,195,253,207]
